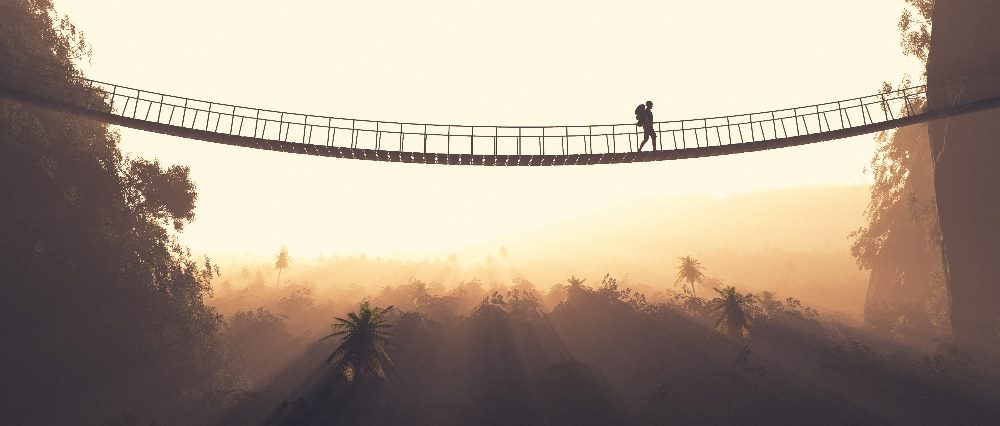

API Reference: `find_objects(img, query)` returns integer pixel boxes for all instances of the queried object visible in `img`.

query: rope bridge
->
[3,74,1000,166]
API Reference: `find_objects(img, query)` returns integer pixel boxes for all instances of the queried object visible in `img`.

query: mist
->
[210,185,870,321]
[6,0,1000,424]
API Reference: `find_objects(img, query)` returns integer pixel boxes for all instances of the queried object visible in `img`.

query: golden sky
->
[54,0,922,259]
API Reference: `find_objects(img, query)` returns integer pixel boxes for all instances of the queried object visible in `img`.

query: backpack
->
[635,104,645,125]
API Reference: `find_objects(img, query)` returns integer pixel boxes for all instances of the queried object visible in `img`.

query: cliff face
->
[926,0,1000,348]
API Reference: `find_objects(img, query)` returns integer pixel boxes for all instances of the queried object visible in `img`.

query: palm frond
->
[333,317,356,326]
[375,346,403,382]
[320,329,350,339]
[321,301,397,382]
[319,331,348,341]
[325,344,347,364]
[707,285,754,338]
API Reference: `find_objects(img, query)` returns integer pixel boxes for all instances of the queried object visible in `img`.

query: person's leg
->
[645,126,657,151]
[639,131,649,151]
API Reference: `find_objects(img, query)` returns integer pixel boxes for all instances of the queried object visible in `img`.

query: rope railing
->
[91,76,928,151]
[5,72,999,165]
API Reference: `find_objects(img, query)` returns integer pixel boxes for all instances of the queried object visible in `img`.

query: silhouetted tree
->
[565,275,589,303]
[851,0,944,339]
[320,301,396,382]
[674,256,706,297]
[404,279,430,311]
[275,245,290,288]
[755,290,784,319]
[707,286,755,338]
[224,308,294,384]
[1,1,242,422]
[566,275,587,287]
[276,287,315,314]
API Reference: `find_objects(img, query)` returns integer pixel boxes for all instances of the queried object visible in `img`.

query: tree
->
[707,286,755,338]
[224,308,295,383]
[852,0,943,337]
[674,256,706,298]
[1,1,241,422]
[755,290,784,319]
[276,287,315,314]
[274,245,290,288]
[566,275,587,288]
[899,0,934,67]
[565,275,588,302]
[320,301,396,382]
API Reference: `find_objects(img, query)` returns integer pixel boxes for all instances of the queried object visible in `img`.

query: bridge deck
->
[3,76,1000,165]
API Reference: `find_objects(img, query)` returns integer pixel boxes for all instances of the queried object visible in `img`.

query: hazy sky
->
[54,0,922,259]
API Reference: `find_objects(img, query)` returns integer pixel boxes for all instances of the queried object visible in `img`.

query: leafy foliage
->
[1,1,242,422]
[755,290,783,319]
[899,0,934,65]
[275,287,315,314]
[851,5,944,337]
[122,158,197,231]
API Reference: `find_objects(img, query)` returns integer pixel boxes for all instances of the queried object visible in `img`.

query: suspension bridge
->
[3,74,1000,166]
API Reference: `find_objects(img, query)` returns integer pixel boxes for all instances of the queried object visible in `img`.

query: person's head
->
[645,101,653,109]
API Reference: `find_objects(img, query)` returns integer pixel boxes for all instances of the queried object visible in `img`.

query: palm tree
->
[566,275,587,288]
[707,286,755,338]
[674,255,706,297]
[320,301,396,382]
[274,245,290,288]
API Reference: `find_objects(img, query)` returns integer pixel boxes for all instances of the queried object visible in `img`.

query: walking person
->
[637,100,657,151]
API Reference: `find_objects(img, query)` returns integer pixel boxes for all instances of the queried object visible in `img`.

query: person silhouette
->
[637,100,657,151]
